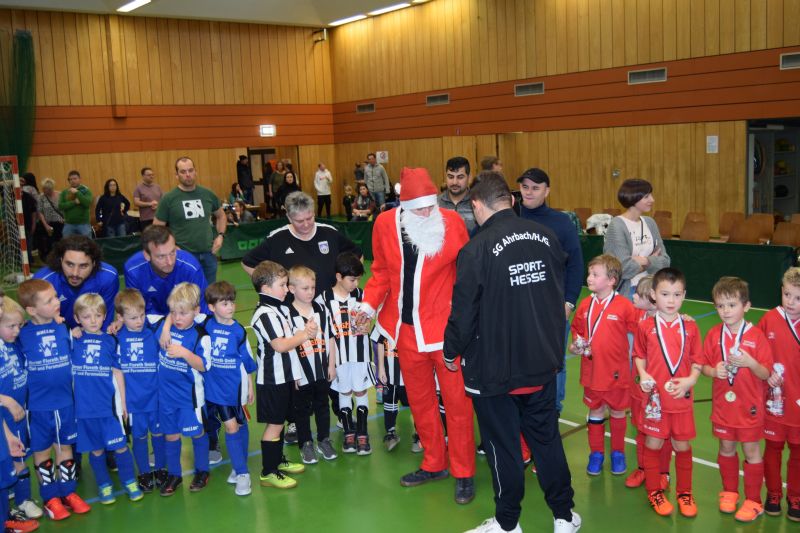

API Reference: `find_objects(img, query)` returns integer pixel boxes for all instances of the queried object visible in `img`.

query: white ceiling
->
[0,0,407,27]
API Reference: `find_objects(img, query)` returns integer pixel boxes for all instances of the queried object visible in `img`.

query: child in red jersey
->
[570,255,638,476]
[625,277,672,491]
[757,267,800,521]
[701,277,772,522]
[633,268,703,518]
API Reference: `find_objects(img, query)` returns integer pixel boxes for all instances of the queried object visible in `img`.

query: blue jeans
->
[63,223,92,237]
[104,223,127,237]
[371,191,386,209]
[192,251,218,283]
[556,322,570,413]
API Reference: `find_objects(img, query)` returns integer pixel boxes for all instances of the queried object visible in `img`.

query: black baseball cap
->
[516,167,550,186]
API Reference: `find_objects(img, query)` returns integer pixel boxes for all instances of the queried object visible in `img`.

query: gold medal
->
[725,390,737,403]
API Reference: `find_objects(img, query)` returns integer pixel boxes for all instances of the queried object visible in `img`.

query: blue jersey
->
[71,332,120,419]
[0,339,27,419]
[18,321,72,411]
[33,262,119,330]
[156,321,211,410]
[116,323,160,414]
[124,250,209,315]
[202,316,256,406]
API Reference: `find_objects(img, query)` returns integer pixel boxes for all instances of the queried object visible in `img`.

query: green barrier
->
[580,235,795,308]
[95,235,140,272]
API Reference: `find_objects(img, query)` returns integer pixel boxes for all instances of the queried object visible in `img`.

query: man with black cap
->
[515,168,584,413]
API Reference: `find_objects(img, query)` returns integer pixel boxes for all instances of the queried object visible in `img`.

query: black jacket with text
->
[443,208,566,397]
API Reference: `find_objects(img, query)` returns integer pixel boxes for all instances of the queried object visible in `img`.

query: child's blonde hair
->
[344,184,354,195]
[712,276,749,304]
[289,265,316,286]
[783,267,800,288]
[74,293,107,317]
[0,297,24,321]
[635,275,655,304]
[167,282,201,311]
[115,288,146,316]
[587,254,622,286]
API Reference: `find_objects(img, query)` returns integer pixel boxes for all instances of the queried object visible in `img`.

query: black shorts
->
[257,383,293,425]
[205,401,246,426]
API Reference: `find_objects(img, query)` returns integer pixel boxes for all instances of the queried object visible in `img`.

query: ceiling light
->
[412,0,430,3]
[367,3,411,16]
[259,125,276,137]
[117,0,151,13]
[329,14,368,27]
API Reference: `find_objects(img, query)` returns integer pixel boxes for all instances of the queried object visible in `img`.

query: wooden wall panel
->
[331,0,800,102]
[0,9,332,106]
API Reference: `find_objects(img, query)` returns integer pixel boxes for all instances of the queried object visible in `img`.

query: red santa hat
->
[399,167,438,210]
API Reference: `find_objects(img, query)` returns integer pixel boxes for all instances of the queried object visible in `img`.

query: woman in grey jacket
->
[603,179,671,298]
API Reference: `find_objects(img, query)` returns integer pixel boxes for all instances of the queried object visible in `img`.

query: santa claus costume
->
[361,167,476,503]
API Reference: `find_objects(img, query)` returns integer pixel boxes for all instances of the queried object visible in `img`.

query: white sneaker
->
[553,511,581,533]
[234,473,252,496]
[464,517,522,533]
[18,499,43,519]
[209,449,223,465]
[226,471,237,484]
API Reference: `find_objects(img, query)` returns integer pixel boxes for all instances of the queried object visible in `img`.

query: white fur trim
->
[400,194,437,210]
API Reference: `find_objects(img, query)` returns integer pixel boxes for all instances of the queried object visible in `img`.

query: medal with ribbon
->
[654,314,686,379]
[720,322,749,387]
[779,307,800,347]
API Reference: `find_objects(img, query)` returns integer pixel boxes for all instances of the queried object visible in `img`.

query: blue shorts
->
[2,413,30,459]
[160,406,205,437]
[205,401,246,426]
[76,416,127,453]
[129,411,161,439]
[27,406,77,452]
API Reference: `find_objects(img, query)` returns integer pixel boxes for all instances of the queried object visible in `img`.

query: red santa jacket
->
[363,207,468,352]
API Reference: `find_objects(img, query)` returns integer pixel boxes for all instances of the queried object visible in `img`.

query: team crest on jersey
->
[127,341,144,362]
[212,337,229,357]
[767,332,776,340]
[318,240,330,254]
[39,335,57,358]
[181,199,205,219]
[83,344,101,364]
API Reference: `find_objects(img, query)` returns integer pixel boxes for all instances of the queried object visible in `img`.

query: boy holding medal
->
[757,266,800,521]
[633,268,703,518]
[569,254,638,476]
[701,277,772,522]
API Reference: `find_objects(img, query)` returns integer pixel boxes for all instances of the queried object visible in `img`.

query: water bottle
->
[767,363,785,417]
[644,383,661,422]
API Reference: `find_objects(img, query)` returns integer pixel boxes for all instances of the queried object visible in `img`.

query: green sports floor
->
[26,262,798,532]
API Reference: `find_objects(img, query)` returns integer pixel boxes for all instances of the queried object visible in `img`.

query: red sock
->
[764,440,785,495]
[610,416,626,453]
[644,446,662,492]
[659,442,672,473]
[718,453,740,493]
[520,434,531,463]
[636,432,645,469]
[788,443,800,498]
[674,448,693,494]
[743,461,764,503]
[587,419,605,453]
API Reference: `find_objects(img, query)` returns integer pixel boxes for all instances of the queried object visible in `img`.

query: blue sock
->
[239,424,250,459]
[37,460,57,501]
[115,448,136,484]
[89,453,112,488]
[13,465,32,503]
[0,488,9,522]
[152,434,166,470]
[192,434,210,473]
[226,430,247,475]
[58,459,77,496]
[165,439,182,476]
[132,437,151,474]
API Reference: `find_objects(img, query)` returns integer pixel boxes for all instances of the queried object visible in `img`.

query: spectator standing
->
[275,171,301,216]
[36,178,64,261]
[153,156,227,283]
[314,163,333,218]
[363,153,391,209]
[269,161,288,216]
[354,161,365,182]
[437,156,475,233]
[236,155,254,204]
[133,167,162,230]
[95,178,131,237]
[59,170,93,237]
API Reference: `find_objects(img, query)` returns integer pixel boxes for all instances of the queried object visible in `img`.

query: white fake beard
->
[401,206,445,257]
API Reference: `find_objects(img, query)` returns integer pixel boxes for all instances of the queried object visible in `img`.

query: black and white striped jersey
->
[287,300,334,386]
[371,329,403,387]
[316,287,371,365]
[250,293,302,386]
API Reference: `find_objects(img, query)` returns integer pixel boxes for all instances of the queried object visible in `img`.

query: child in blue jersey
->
[201,281,256,496]
[1,415,33,533]
[113,289,166,493]
[17,279,89,521]
[0,297,44,523]
[71,293,143,505]
[156,282,212,496]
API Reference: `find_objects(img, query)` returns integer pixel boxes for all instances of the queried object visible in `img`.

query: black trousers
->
[293,380,331,444]
[472,378,574,530]
[317,194,331,218]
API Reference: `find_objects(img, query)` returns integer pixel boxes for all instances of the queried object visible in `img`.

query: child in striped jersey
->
[316,252,375,456]
[288,266,337,464]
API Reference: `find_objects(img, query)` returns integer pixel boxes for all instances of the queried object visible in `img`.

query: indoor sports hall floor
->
[34,261,795,532]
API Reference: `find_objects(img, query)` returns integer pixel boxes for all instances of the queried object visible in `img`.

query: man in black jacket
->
[444,173,581,533]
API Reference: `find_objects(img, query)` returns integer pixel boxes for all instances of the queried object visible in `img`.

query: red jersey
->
[702,322,772,429]
[633,314,703,413]
[757,307,800,428]
[572,292,638,391]
[629,308,653,402]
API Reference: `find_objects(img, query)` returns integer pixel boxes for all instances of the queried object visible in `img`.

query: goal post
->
[0,155,30,285]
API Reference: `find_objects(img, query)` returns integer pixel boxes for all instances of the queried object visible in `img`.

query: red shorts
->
[583,387,630,411]
[712,423,763,443]
[638,410,696,441]
[630,395,643,429]
[763,418,800,445]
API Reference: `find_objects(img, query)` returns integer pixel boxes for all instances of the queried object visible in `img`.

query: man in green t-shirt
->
[154,156,227,282]
[59,170,94,237]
